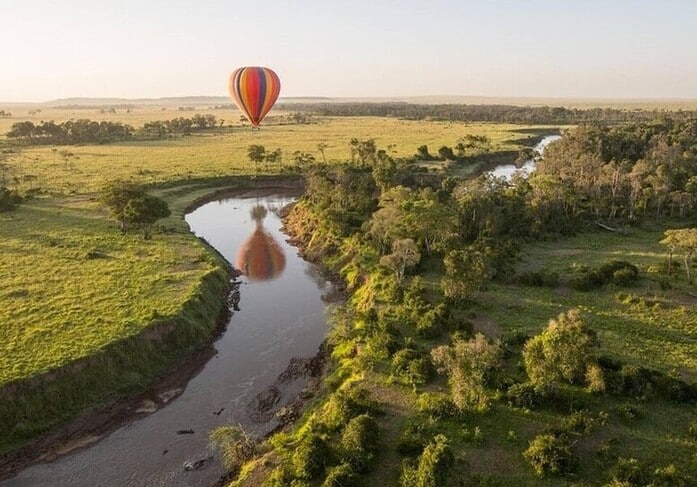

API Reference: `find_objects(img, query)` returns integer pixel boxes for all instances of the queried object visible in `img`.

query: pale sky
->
[2,0,696,102]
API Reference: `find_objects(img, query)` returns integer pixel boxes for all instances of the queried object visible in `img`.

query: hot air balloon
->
[228,67,281,128]
[235,205,286,281]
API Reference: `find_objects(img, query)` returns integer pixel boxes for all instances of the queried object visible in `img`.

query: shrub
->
[209,426,256,471]
[562,410,595,435]
[613,403,642,423]
[523,309,599,386]
[0,186,21,211]
[322,464,357,487]
[292,433,330,480]
[416,304,445,338]
[516,270,560,288]
[570,261,639,291]
[321,388,380,430]
[396,423,430,457]
[340,414,379,472]
[416,392,458,419]
[523,433,576,477]
[506,382,550,409]
[431,333,502,412]
[585,363,606,393]
[401,434,454,487]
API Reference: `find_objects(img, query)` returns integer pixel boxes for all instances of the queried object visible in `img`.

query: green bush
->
[292,433,330,480]
[506,382,550,409]
[561,410,595,435]
[523,433,577,477]
[516,270,560,287]
[0,186,21,211]
[322,463,357,487]
[396,423,430,457]
[400,434,454,487]
[416,392,458,419]
[340,414,379,472]
[321,387,381,430]
[570,261,639,291]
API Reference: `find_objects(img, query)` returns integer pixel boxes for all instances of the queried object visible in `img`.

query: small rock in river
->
[176,429,195,435]
[158,388,183,404]
[135,400,157,414]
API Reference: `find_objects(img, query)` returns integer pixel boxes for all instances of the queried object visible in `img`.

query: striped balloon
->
[228,67,281,127]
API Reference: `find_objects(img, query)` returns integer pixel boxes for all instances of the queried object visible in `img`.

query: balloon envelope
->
[228,67,281,127]
[235,226,286,281]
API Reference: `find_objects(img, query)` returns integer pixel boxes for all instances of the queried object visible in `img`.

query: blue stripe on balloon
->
[256,67,267,120]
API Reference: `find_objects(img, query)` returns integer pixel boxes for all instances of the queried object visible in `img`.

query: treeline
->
[6,114,220,145]
[538,119,697,221]
[0,110,11,118]
[275,102,697,125]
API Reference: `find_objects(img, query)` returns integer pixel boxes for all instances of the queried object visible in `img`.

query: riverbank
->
[0,176,302,480]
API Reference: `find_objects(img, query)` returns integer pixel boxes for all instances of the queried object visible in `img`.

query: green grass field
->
[476,226,697,380]
[2,107,558,194]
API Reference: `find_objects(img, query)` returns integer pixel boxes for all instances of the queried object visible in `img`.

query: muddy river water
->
[5,191,333,486]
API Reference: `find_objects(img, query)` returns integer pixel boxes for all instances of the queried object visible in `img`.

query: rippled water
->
[488,134,561,180]
[5,191,333,487]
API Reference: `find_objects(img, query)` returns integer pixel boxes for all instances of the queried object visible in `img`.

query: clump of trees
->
[431,333,502,412]
[523,309,602,389]
[247,144,283,169]
[6,114,220,145]
[0,110,11,117]
[7,119,134,145]
[101,181,170,238]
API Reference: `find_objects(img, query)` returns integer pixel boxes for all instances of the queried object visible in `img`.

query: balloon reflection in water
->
[235,205,286,281]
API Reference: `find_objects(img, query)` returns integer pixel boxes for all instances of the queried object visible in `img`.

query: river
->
[4,190,334,487]
[488,134,561,180]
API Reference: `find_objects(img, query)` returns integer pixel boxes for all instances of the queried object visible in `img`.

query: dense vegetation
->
[276,102,697,125]
[5,114,220,145]
[230,120,697,485]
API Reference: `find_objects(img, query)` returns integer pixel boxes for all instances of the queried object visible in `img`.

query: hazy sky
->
[2,0,697,101]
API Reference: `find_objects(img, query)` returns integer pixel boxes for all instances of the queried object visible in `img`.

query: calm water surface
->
[5,191,332,487]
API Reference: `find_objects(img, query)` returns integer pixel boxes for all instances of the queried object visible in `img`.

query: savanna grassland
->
[1,106,556,194]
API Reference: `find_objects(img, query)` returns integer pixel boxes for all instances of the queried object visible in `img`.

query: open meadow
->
[1,106,558,194]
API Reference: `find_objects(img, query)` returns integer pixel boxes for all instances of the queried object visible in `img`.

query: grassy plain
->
[1,107,557,194]
[476,226,697,381]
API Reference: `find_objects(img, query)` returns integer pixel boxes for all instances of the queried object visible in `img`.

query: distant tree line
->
[537,119,697,221]
[0,110,11,117]
[6,114,220,145]
[275,102,697,125]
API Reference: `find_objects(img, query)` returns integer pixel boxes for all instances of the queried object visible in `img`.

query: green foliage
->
[416,392,457,419]
[322,464,357,487]
[292,433,330,480]
[441,248,491,301]
[516,269,560,287]
[209,426,256,471]
[340,414,379,472]
[523,309,599,386]
[505,382,551,409]
[320,387,381,431]
[523,433,576,477]
[431,333,502,412]
[0,186,21,211]
[102,181,170,237]
[570,261,639,291]
[400,434,454,487]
